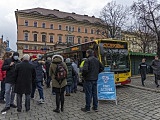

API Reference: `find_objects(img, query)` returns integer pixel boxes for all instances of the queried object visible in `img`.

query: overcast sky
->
[0,0,137,51]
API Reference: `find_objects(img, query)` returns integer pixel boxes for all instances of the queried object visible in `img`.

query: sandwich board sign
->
[97,72,117,105]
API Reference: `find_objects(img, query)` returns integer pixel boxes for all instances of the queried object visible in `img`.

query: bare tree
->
[131,0,160,56]
[100,1,129,39]
[127,19,155,53]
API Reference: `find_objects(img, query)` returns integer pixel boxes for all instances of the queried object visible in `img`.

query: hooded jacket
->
[151,59,160,75]
[49,55,68,88]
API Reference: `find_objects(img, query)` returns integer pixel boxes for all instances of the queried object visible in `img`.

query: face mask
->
[13,56,19,60]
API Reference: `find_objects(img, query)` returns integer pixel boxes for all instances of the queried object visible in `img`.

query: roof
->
[16,7,103,24]
[129,51,156,56]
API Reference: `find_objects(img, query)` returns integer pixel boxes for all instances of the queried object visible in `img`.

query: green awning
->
[129,51,156,56]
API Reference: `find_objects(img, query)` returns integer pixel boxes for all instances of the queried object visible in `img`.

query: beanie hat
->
[13,52,19,57]
[31,55,37,60]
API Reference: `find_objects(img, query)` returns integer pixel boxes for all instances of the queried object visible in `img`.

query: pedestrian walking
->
[81,49,104,112]
[151,55,160,87]
[49,55,68,113]
[1,52,21,113]
[0,52,12,104]
[139,58,148,86]
[14,54,36,112]
[31,54,45,104]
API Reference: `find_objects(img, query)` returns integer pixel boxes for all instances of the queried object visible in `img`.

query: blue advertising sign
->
[97,72,117,102]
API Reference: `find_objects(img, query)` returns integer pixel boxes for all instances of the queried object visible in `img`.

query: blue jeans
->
[31,82,44,100]
[5,83,15,107]
[71,75,78,92]
[84,81,98,111]
[66,85,71,94]
[0,79,5,100]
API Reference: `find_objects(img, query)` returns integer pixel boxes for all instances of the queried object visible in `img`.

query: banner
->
[97,72,116,101]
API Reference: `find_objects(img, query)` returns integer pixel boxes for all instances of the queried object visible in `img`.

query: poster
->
[97,72,116,101]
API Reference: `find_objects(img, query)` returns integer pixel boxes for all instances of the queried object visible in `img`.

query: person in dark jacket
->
[151,55,160,87]
[1,52,21,113]
[139,58,148,86]
[31,54,45,104]
[81,49,104,112]
[14,54,36,112]
[45,57,51,88]
[65,58,74,96]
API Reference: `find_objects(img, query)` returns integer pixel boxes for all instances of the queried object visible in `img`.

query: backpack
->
[55,62,67,83]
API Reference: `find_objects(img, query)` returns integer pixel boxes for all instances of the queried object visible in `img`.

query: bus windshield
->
[99,43,130,72]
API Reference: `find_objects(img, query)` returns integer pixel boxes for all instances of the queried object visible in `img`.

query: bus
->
[44,39,131,85]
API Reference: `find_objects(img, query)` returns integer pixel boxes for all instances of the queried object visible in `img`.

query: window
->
[50,24,53,29]
[72,27,74,32]
[91,29,94,34]
[78,27,81,32]
[24,33,28,41]
[102,31,105,35]
[34,22,37,27]
[58,36,62,43]
[24,45,28,49]
[69,26,71,31]
[58,25,62,30]
[66,26,68,31]
[42,35,46,42]
[33,46,37,50]
[33,34,37,42]
[50,35,54,43]
[85,38,88,42]
[50,47,53,51]
[42,23,45,28]
[25,20,28,26]
[78,38,81,44]
[85,28,87,33]
[66,36,74,44]
[91,38,94,41]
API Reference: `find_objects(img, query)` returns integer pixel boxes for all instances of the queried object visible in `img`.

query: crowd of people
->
[0,49,104,113]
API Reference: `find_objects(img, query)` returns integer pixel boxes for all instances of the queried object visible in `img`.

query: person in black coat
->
[81,49,104,112]
[139,58,148,86]
[1,52,21,113]
[45,57,51,88]
[14,54,36,112]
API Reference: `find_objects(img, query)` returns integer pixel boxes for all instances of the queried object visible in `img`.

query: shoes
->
[26,109,30,112]
[53,109,60,113]
[81,108,90,112]
[38,99,45,104]
[10,104,17,108]
[0,100,5,104]
[157,85,159,88]
[17,109,21,112]
[92,107,98,112]
[65,93,70,96]
[61,107,64,112]
[1,107,10,113]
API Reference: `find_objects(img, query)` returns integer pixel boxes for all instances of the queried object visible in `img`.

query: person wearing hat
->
[1,52,21,113]
[31,54,45,104]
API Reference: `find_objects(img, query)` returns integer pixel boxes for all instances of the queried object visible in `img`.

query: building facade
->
[15,7,106,57]
[0,36,7,58]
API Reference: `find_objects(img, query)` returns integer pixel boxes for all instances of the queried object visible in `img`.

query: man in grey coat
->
[151,55,160,87]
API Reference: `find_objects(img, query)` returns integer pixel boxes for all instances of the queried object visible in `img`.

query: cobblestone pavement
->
[1,75,160,120]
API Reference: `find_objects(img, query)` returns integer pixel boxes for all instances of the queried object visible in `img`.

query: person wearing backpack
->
[65,58,75,96]
[49,55,68,113]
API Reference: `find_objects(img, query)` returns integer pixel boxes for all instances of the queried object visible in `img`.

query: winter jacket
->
[82,55,104,81]
[14,60,36,94]
[139,62,147,74]
[151,59,160,75]
[66,62,73,86]
[31,59,45,82]
[49,55,68,88]
[2,57,21,84]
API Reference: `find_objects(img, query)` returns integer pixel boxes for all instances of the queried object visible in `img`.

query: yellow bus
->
[44,39,131,85]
